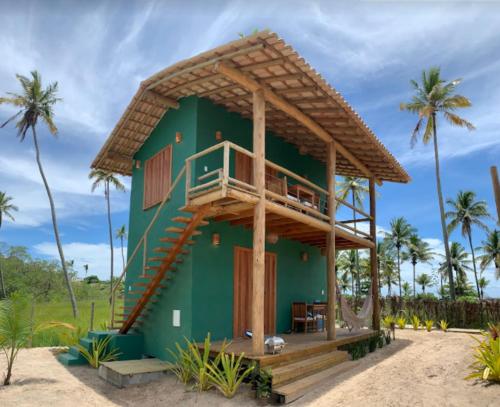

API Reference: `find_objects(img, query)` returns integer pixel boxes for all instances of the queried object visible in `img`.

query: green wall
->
[126,96,327,360]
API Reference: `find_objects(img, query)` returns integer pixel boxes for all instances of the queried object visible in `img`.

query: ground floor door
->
[233,246,277,337]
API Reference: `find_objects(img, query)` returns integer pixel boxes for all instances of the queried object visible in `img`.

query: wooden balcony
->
[184,141,374,250]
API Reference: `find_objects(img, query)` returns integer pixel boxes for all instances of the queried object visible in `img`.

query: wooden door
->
[233,246,277,337]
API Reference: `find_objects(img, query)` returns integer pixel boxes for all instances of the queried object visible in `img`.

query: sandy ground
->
[0,330,498,407]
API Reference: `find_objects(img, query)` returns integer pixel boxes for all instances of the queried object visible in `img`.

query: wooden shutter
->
[143,145,172,209]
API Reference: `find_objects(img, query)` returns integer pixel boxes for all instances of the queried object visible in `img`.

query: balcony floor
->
[185,185,374,250]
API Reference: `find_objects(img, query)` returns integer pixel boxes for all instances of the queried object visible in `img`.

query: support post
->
[369,178,380,331]
[326,142,337,340]
[252,89,266,355]
[491,166,500,224]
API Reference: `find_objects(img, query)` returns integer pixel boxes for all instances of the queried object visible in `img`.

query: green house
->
[91,31,409,363]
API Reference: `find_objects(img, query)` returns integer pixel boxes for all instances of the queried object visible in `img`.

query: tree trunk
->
[0,217,4,298]
[105,181,114,304]
[32,126,78,318]
[397,246,402,297]
[432,114,455,299]
[412,261,416,298]
[120,236,125,271]
[467,231,481,300]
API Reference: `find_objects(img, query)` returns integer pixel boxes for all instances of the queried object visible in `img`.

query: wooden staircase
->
[268,348,354,404]
[115,205,210,334]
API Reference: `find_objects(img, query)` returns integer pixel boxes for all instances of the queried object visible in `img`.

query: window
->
[143,145,172,209]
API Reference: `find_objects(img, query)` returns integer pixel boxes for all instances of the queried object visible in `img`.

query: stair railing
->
[110,165,187,328]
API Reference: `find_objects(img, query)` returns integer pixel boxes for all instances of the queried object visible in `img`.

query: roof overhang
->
[92,30,410,184]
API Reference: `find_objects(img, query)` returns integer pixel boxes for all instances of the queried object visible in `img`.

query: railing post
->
[185,159,191,205]
[326,142,336,341]
[370,177,380,331]
[222,142,230,196]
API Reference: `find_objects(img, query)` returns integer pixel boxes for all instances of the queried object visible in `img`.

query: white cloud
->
[34,241,126,281]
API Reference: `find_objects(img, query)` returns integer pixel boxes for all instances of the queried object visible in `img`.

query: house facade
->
[91,31,409,361]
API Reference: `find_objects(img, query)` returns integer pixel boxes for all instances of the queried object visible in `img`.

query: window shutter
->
[143,145,172,209]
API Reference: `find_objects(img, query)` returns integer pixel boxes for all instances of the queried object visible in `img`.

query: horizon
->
[0,0,499,297]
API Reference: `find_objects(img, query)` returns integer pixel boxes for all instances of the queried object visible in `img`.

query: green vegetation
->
[251,366,273,399]
[401,67,475,300]
[416,273,433,294]
[424,319,434,332]
[439,320,449,332]
[167,333,254,399]
[0,71,78,316]
[382,315,395,330]
[76,335,121,368]
[0,191,18,298]
[411,315,421,330]
[466,327,500,383]
[403,234,433,297]
[397,317,407,330]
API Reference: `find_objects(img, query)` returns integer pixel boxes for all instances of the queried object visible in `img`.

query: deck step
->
[159,237,195,245]
[273,359,360,404]
[172,216,209,226]
[271,350,348,386]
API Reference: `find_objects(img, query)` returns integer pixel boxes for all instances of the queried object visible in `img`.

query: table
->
[287,184,319,209]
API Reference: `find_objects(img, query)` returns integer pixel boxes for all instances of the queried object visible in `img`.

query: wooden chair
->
[291,302,316,333]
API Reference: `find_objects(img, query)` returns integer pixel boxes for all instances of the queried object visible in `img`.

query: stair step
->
[271,351,348,386]
[172,216,209,226]
[159,237,195,245]
[140,273,174,280]
[133,282,167,289]
[57,352,88,366]
[128,290,162,296]
[165,226,202,236]
[273,359,360,404]
[152,247,190,255]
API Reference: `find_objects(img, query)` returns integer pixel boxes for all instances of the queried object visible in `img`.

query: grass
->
[31,299,112,347]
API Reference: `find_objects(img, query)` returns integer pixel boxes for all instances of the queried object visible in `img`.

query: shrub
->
[411,315,421,330]
[368,336,378,352]
[251,365,273,399]
[76,335,121,368]
[424,320,434,332]
[438,320,449,332]
[488,323,500,340]
[206,352,254,398]
[466,332,500,383]
[384,331,391,345]
[382,315,395,330]
[167,342,194,384]
[397,317,407,330]
[377,332,385,348]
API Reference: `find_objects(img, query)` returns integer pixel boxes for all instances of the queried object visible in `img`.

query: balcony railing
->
[185,141,372,240]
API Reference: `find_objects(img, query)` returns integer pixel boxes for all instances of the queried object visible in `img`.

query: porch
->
[200,328,376,366]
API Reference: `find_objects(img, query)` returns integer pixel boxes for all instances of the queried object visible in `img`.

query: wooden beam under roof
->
[142,90,180,109]
[213,62,380,184]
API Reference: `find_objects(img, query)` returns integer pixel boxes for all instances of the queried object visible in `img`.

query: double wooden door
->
[233,246,277,338]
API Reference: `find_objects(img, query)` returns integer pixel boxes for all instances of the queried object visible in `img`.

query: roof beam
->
[213,62,379,184]
[142,90,179,109]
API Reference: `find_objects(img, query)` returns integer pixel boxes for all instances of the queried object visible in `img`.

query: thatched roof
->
[92,30,409,183]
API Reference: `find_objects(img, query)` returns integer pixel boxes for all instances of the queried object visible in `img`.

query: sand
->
[0,330,498,407]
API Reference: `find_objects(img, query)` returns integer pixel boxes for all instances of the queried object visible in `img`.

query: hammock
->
[337,285,373,331]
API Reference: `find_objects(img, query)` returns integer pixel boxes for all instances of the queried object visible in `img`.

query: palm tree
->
[337,177,369,297]
[402,234,434,297]
[0,192,18,298]
[402,281,412,298]
[446,190,490,299]
[0,71,78,317]
[89,169,125,301]
[439,242,472,296]
[337,250,357,296]
[384,217,415,297]
[416,273,433,294]
[478,276,489,299]
[401,67,474,300]
[116,225,127,272]
[380,255,398,297]
[477,230,500,280]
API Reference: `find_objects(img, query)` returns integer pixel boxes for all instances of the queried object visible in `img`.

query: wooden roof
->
[92,30,409,183]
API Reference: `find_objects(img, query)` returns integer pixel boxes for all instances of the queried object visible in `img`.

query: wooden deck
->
[200,328,376,367]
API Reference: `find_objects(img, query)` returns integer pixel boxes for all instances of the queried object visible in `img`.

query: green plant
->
[75,335,121,368]
[368,335,378,352]
[424,319,434,332]
[185,332,228,391]
[206,352,254,398]
[377,332,385,348]
[466,332,500,382]
[411,315,421,330]
[488,323,500,340]
[167,342,194,384]
[385,331,391,345]
[382,315,395,330]
[438,320,449,332]
[397,317,407,330]
[251,365,273,399]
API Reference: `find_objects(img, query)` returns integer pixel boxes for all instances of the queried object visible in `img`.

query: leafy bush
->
[385,331,391,345]
[397,317,407,330]
[488,323,500,340]
[424,320,434,332]
[251,365,273,399]
[466,331,500,383]
[206,352,254,398]
[382,315,395,330]
[76,335,121,368]
[377,332,385,348]
[167,342,194,384]
[438,320,449,332]
[411,315,421,330]
[368,336,378,352]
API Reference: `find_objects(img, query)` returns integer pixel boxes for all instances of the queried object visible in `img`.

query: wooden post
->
[252,89,266,355]
[90,301,95,331]
[326,142,337,340]
[491,166,500,224]
[369,178,380,331]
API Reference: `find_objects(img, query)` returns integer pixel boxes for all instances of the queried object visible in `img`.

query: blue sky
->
[0,0,499,296]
